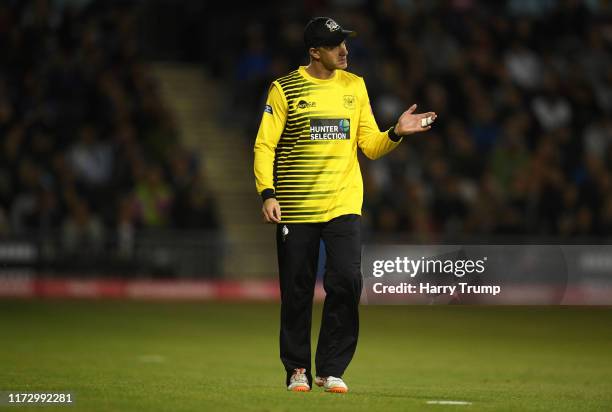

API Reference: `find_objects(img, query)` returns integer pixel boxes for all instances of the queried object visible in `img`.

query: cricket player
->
[253,17,436,393]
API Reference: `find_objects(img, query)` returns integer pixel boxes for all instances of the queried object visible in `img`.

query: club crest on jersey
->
[325,19,340,32]
[310,118,350,140]
[343,95,355,109]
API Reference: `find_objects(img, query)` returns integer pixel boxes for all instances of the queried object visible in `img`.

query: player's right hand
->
[262,198,281,223]
[394,104,437,135]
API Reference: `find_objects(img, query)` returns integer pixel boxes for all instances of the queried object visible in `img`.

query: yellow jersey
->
[254,66,402,223]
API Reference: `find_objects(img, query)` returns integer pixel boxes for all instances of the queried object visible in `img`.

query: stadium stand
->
[0,0,221,276]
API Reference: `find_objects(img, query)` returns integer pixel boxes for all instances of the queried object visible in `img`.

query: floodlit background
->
[1,2,612,411]
[1,0,612,286]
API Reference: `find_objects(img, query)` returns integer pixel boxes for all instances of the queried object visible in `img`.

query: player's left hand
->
[394,104,436,135]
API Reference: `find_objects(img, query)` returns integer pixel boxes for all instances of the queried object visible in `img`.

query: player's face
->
[318,41,348,70]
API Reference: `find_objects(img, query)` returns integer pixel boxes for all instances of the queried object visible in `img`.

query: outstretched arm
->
[357,78,436,159]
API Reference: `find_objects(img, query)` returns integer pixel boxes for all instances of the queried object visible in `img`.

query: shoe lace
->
[292,368,308,384]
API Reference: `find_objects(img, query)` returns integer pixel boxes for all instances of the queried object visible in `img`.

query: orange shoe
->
[287,368,310,392]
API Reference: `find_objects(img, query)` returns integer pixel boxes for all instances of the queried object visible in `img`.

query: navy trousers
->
[276,214,362,386]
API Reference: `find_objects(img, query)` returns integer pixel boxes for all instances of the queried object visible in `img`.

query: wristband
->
[261,188,276,202]
[387,126,402,142]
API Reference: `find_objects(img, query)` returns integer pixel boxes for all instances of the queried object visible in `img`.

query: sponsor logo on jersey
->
[264,104,273,114]
[297,100,316,109]
[343,95,355,109]
[310,119,350,140]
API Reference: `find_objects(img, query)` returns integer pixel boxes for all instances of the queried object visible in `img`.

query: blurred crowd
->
[215,0,612,239]
[0,0,220,256]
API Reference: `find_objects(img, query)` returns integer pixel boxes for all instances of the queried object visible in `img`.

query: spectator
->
[61,198,105,255]
[131,165,173,227]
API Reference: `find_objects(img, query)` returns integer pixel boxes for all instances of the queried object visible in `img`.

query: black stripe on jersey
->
[276,154,323,162]
[285,91,319,101]
[275,151,321,159]
[276,167,333,174]
[273,175,329,181]
[283,125,307,133]
[282,124,308,134]
[277,195,333,201]
[280,216,327,221]
[277,187,333,193]
[281,207,329,212]
[277,192,334,198]
[278,202,317,207]
[284,123,308,133]
[279,154,344,160]
[279,133,309,139]
[284,88,319,100]
[277,71,299,83]
[276,162,335,167]
[285,113,314,122]
[274,196,330,208]
[282,123,308,131]
[275,180,332,187]
[280,132,307,139]
[276,173,333,179]
[281,211,328,217]
[277,189,332,195]
[277,185,334,191]
[285,115,310,123]
[283,120,310,130]
[277,143,306,150]
[276,160,323,167]
[279,157,331,163]
[275,190,336,196]
[276,156,344,164]
[296,139,339,144]
[286,110,326,120]
[283,120,308,129]
[283,82,313,93]
[278,77,308,88]
[278,187,334,193]
[276,148,319,155]
[276,170,341,175]
[283,128,307,136]
[284,121,309,129]
[277,71,300,82]
[278,135,304,143]
[285,112,314,122]
[282,148,321,153]
[275,146,301,154]
[276,173,335,179]
[278,134,306,142]
[278,82,308,94]
[277,143,310,152]
[276,146,318,153]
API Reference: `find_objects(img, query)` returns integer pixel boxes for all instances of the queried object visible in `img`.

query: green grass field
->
[1,301,611,411]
